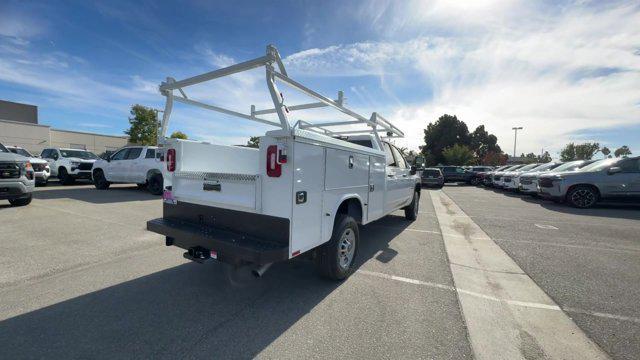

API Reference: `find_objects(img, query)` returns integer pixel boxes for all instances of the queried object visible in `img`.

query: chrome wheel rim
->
[338,228,356,269]
[571,189,595,208]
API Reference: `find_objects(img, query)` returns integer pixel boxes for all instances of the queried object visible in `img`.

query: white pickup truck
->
[91,146,165,195]
[147,45,420,280]
[40,147,99,185]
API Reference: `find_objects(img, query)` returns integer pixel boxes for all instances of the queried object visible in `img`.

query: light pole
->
[512,127,523,157]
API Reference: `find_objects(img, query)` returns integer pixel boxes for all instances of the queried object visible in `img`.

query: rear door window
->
[145,149,156,159]
[383,143,396,167]
[390,145,407,168]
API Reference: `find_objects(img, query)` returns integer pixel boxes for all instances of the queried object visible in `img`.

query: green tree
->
[601,146,611,158]
[523,152,538,164]
[560,142,600,161]
[246,136,260,148]
[470,125,501,159]
[169,131,188,140]
[538,151,552,163]
[575,142,599,160]
[124,104,159,145]
[481,151,508,166]
[442,144,475,165]
[614,145,632,157]
[422,114,471,165]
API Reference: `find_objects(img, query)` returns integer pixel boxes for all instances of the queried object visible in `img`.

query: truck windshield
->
[9,148,33,157]
[60,150,98,159]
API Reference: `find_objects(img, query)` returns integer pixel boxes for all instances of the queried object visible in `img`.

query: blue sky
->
[0,0,638,157]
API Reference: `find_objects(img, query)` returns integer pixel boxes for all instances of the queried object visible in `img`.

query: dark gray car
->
[538,157,640,208]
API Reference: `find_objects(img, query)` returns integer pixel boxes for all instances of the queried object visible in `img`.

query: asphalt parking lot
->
[442,185,640,360]
[0,182,638,359]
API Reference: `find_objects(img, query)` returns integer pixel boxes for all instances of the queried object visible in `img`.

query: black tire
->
[566,185,599,208]
[9,194,32,206]
[93,169,110,190]
[315,215,359,280]
[58,167,74,185]
[404,190,419,221]
[147,173,163,195]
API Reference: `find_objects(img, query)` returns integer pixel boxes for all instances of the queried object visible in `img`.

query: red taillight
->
[166,149,176,172]
[266,145,281,177]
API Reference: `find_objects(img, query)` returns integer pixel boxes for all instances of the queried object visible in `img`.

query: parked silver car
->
[538,157,640,208]
[519,160,596,195]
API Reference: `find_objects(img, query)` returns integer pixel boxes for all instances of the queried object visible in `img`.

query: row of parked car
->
[0,142,166,206]
[420,156,640,208]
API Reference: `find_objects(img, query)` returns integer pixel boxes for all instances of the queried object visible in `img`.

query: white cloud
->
[283,2,640,156]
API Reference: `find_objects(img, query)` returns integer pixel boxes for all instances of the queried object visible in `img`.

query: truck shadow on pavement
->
[0,216,411,359]
[33,184,159,204]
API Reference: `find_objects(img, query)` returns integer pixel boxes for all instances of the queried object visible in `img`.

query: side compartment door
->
[290,142,325,256]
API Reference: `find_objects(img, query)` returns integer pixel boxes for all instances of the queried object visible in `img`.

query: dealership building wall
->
[0,118,130,155]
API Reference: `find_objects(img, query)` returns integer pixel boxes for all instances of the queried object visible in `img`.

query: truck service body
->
[147,45,419,279]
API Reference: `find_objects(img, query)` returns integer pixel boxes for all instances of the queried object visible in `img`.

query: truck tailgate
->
[172,171,261,211]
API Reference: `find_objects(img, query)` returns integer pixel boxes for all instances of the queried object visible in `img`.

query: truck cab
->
[146,45,420,280]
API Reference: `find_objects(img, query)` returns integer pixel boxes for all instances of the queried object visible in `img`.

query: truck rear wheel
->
[404,190,419,221]
[315,215,358,280]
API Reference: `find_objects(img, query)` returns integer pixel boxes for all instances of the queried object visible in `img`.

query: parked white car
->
[502,163,541,190]
[492,164,525,187]
[40,148,99,185]
[91,146,165,195]
[6,146,50,185]
[146,45,421,280]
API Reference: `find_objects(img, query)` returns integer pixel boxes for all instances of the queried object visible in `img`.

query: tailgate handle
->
[203,182,221,191]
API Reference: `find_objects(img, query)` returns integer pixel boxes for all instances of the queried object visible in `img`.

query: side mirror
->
[410,165,417,175]
[607,167,621,175]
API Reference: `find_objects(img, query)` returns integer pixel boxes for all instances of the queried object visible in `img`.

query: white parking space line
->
[367,224,442,235]
[356,269,640,324]
[535,224,559,230]
[356,270,454,291]
[430,190,609,360]
[495,238,640,255]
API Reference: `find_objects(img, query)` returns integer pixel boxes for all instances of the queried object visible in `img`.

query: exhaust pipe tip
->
[252,263,273,278]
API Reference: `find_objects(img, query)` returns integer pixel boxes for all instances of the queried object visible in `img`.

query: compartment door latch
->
[296,191,307,204]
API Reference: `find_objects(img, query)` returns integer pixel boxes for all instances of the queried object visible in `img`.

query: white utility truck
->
[147,45,420,280]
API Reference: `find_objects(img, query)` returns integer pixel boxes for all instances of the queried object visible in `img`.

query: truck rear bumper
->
[147,218,289,266]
